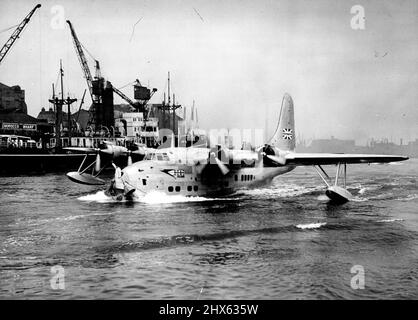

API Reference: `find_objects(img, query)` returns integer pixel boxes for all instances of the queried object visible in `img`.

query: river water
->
[1,159,417,299]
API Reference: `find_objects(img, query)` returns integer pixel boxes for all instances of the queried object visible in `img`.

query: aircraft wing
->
[63,147,96,153]
[284,153,409,166]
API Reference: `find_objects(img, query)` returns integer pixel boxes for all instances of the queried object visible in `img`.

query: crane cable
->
[117,81,136,90]
[0,23,19,34]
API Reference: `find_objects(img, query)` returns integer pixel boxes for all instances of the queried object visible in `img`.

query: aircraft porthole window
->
[142,179,147,186]
[193,185,198,192]
[187,186,192,192]
[175,186,181,192]
[234,175,238,181]
[241,175,244,181]
[168,186,174,192]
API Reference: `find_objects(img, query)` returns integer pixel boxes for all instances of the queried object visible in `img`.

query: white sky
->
[0,0,417,145]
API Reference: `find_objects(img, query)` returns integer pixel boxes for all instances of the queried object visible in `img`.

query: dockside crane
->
[66,20,101,129]
[0,4,41,65]
[66,20,157,133]
[112,86,138,110]
[112,81,157,118]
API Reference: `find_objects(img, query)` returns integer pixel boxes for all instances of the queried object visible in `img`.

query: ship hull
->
[0,153,96,174]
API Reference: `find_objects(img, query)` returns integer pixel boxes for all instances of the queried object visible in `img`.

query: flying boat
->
[66,93,409,203]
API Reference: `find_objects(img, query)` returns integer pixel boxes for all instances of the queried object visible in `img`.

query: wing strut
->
[66,154,107,185]
[314,165,331,187]
[314,163,352,203]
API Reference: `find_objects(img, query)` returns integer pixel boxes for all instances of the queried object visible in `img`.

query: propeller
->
[257,145,287,166]
[66,142,145,174]
[95,152,101,172]
[209,151,230,175]
[127,150,133,166]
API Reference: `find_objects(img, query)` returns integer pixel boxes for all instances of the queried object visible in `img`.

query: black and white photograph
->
[0,0,417,305]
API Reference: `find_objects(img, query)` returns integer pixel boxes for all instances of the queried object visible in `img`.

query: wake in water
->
[78,182,326,205]
[346,180,418,202]
[236,183,324,199]
[377,219,404,223]
[78,190,234,204]
[78,191,113,203]
[77,175,418,205]
[296,222,327,230]
[139,191,234,204]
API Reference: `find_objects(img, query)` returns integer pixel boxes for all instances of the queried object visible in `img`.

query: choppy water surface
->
[1,160,417,299]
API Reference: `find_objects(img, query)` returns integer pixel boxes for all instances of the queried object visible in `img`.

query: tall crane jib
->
[112,86,138,110]
[66,20,101,129]
[66,20,94,99]
[0,4,41,65]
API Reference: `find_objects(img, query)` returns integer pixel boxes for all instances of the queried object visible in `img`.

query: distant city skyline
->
[295,134,417,146]
[0,0,417,146]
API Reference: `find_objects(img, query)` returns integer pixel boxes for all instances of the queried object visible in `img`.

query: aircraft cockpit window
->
[157,154,163,161]
[162,153,169,161]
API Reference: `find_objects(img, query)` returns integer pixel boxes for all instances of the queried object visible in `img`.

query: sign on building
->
[1,122,37,131]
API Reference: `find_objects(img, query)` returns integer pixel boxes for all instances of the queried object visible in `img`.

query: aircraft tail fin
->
[268,93,295,151]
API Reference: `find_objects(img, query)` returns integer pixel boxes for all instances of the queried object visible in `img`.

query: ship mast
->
[49,60,77,149]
